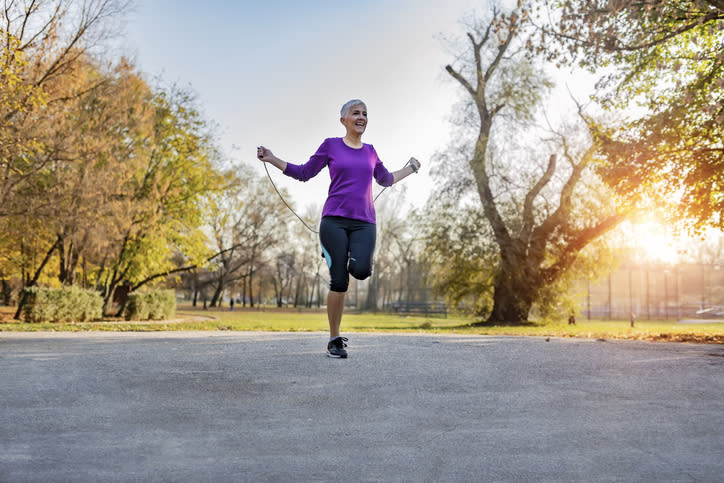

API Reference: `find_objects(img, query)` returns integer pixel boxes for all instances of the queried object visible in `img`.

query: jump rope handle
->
[409,157,420,173]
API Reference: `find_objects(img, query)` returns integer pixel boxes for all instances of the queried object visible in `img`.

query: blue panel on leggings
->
[321,245,332,269]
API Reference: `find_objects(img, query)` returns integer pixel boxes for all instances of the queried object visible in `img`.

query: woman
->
[257,99,421,358]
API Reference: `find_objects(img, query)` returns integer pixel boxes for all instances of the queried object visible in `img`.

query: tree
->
[290,205,324,308]
[438,7,627,323]
[1,0,131,218]
[228,167,291,307]
[532,1,724,229]
[45,58,152,287]
[1,0,136,315]
[422,203,497,315]
[0,32,47,217]
[271,251,295,307]
[367,190,433,310]
[202,164,294,307]
[204,171,249,307]
[6,55,155,317]
[96,84,223,312]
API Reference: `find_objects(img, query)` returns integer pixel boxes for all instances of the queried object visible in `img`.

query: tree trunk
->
[315,273,322,308]
[210,280,223,307]
[1,278,11,305]
[58,235,80,286]
[486,269,534,324]
[14,238,60,319]
[272,278,281,307]
[293,275,303,308]
[104,269,126,316]
[103,232,133,314]
[365,270,379,312]
[248,266,255,308]
[306,275,314,308]
[191,271,199,307]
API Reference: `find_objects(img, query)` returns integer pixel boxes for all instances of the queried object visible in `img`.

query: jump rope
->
[260,151,417,235]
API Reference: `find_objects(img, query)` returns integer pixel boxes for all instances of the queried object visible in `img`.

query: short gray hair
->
[340,99,366,118]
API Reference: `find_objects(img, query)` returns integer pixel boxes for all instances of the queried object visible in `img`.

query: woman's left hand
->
[409,157,421,173]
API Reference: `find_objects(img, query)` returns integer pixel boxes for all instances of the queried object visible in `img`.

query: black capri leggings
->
[319,216,376,293]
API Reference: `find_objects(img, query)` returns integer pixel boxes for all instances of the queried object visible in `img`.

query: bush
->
[22,286,103,323]
[125,289,176,321]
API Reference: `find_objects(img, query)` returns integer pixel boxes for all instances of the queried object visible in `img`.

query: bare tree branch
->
[542,211,628,282]
[521,154,556,241]
[18,1,61,52]
[445,64,475,98]
[484,13,517,83]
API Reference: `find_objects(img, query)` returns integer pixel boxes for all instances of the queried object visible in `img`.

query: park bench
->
[390,301,448,318]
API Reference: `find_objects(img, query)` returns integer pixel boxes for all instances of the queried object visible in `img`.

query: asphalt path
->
[1,332,723,482]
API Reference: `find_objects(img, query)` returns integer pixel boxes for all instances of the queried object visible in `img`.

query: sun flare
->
[628,220,685,264]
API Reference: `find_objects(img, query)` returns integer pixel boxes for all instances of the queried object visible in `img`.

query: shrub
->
[125,289,176,321]
[23,286,103,323]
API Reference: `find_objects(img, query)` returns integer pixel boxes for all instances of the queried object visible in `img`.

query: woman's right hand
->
[257,146,287,172]
[257,146,275,163]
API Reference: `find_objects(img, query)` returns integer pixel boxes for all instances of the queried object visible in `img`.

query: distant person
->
[257,99,421,358]
[230,298,234,311]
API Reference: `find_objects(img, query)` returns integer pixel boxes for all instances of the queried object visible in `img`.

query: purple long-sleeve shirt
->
[283,137,394,224]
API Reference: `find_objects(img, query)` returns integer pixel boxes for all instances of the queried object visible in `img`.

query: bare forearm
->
[392,164,418,184]
[266,156,287,172]
[257,146,287,172]
[391,157,421,184]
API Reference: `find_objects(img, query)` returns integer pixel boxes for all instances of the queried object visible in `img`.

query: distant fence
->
[579,263,724,320]
[583,303,724,320]
[388,301,448,318]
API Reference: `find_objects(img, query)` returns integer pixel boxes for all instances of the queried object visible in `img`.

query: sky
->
[121,0,487,213]
[118,1,724,264]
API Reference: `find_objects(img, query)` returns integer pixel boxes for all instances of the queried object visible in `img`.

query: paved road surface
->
[1,332,723,482]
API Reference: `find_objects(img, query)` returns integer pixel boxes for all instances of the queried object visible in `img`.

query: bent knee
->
[329,279,349,292]
[348,258,372,281]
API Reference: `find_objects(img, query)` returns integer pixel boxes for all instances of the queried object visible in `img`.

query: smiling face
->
[340,103,367,137]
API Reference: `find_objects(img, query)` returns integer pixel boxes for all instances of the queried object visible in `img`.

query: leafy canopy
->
[531,1,724,229]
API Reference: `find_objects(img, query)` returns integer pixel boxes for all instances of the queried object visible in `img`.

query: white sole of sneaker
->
[326,352,347,358]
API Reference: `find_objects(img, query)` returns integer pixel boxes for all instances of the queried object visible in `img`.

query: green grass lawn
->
[1,304,722,343]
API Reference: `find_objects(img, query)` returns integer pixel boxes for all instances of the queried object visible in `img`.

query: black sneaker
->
[327,337,348,358]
